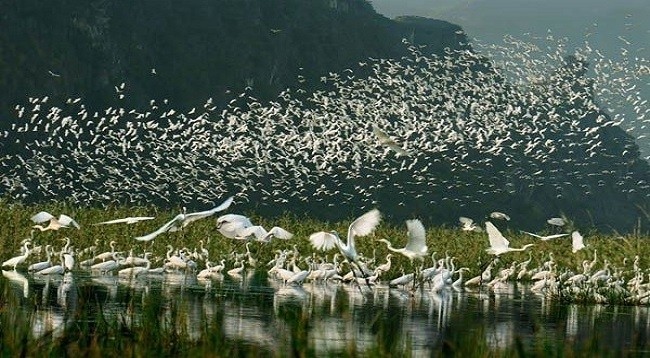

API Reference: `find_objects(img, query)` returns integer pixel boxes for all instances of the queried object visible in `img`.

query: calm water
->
[3,269,650,355]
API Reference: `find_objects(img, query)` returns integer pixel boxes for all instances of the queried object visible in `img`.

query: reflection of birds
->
[521,231,569,241]
[309,209,382,260]
[31,212,80,231]
[571,231,585,253]
[485,221,533,256]
[372,125,410,156]
[135,196,233,241]
[2,241,31,270]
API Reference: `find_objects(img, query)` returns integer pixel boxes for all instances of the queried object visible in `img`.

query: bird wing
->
[542,233,569,240]
[309,231,338,251]
[269,226,293,240]
[31,211,54,224]
[235,225,267,240]
[134,214,182,241]
[572,231,585,253]
[348,209,382,239]
[485,221,509,249]
[94,217,155,225]
[372,125,410,156]
[58,214,80,229]
[404,219,427,253]
[182,196,235,227]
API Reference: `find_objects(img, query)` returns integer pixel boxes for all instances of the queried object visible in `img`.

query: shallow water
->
[3,269,650,355]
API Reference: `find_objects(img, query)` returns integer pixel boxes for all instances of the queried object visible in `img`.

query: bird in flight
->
[372,125,410,156]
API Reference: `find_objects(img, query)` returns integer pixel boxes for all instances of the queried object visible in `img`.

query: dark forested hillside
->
[0,0,465,118]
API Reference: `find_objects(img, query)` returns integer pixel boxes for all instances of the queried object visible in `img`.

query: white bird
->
[372,124,410,156]
[216,214,254,239]
[572,231,585,253]
[378,219,428,262]
[134,196,234,241]
[2,241,31,270]
[485,222,534,256]
[31,212,80,231]
[547,217,566,226]
[309,209,381,284]
[459,217,482,232]
[94,217,155,225]
[520,231,569,241]
[489,212,510,221]
[234,225,293,242]
[308,209,382,260]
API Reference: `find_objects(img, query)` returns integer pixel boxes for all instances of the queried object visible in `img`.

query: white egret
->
[520,231,569,241]
[572,231,585,253]
[93,241,118,262]
[309,209,381,285]
[2,241,31,270]
[216,214,254,238]
[378,219,428,262]
[308,209,381,263]
[485,222,534,256]
[31,212,80,231]
[227,261,245,276]
[459,217,482,232]
[286,259,313,285]
[135,196,234,241]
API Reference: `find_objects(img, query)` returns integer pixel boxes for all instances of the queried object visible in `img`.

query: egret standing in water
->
[309,209,382,284]
[378,219,428,290]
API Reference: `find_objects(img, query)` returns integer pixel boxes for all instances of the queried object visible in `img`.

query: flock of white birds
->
[6,202,649,307]
[0,36,647,222]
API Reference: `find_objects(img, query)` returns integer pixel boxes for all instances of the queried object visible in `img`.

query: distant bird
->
[572,231,585,253]
[547,217,566,226]
[31,212,80,231]
[459,216,482,232]
[134,196,234,241]
[48,70,61,77]
[372,124,410,156]
[216,214,254,239]
[521,231,569,241]
[485,221,534,256]
[489,212,511,221]
[378,219,428,262]
[94,217,155,225]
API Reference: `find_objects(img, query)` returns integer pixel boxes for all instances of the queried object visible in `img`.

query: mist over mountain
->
[0,0,648,233]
